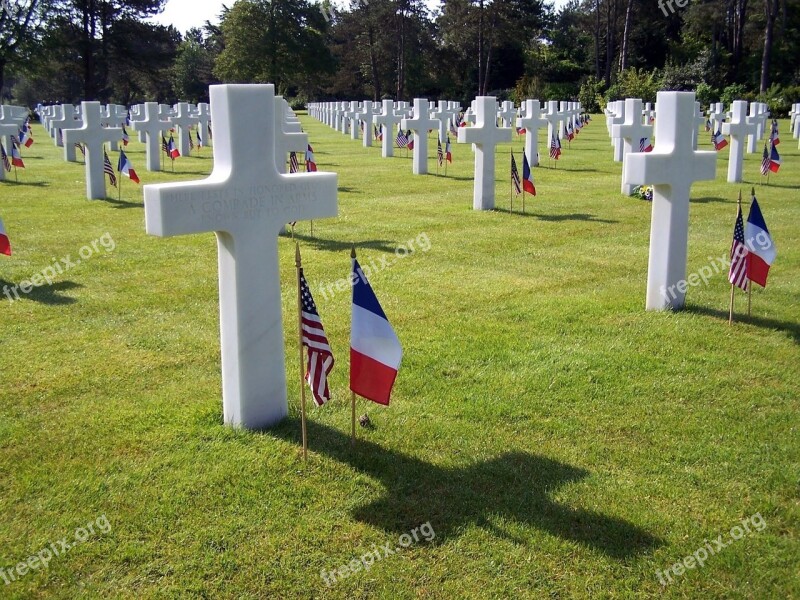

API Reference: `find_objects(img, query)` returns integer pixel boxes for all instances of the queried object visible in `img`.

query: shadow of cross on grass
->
[271,419,661,559]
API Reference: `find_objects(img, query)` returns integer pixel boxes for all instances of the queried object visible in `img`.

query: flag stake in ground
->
[295,242,309,460]
[728,190,743,325]
[350,244,357,447]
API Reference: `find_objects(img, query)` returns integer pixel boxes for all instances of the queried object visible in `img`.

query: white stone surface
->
[373,100,403,158]
[401,98,440,175]
[624,91,717,311]
[457,96,512,210]
[721,100,757,183]
[143,84,338,430]
[516,99,547,167]
[612,98,653,195]
[63,102,123,200]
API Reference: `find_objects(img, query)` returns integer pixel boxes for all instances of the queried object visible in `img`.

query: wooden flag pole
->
[747,280,752,317]
[351,244,357,447]
[295,242,308,461]
[729,190,742,325]
[510,151,514,214]
[522,188,526,214]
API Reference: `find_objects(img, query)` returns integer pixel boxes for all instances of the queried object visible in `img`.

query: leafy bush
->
[694,82,717,106]
[578,76,604,113]
[720,83,749,107]
[604,68,660,103]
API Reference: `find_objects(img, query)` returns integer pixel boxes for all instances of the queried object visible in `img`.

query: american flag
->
[728,202,749,291]
[549,133,561,159]
[299,270,334,406]
[511,151,521,195]
[396,128,409,148]
[449,122,458,136]
[121,125,129,146]
[760,145,770,176]
[162,136,169,155]
[289,151,299,173]
[437,137,444,167]
[103,150,117,188]
[1,143,10,172]
[445,136,452,163]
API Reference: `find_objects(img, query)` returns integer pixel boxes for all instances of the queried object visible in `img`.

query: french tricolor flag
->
[0,217,11,256]
[745,197,776,288]
[350,258,402,405]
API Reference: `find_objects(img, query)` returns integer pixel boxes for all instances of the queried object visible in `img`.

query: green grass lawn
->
[0,111,798,599]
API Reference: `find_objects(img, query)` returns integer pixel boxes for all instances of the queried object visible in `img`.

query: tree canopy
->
[4,0,800,114]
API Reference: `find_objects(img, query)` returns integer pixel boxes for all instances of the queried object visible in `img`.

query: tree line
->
[2,0,799,115]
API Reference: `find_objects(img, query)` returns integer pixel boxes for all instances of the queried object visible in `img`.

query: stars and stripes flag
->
[289,151,299,173]
[121,125,129,146]
[350,257,402,405]
[395,128,409,148]
[437,137,444,167]
[639,137,653,152]
[162,135,169,155]
[103,150,117,187]
[299,269,334,406]
[0,217,11,256]
[10,141,24,168]
[712,128,728,151]
[549,133,561,159]
[522,151,536,195]
[768,144,781,173]
[565,123,574,141]
[511,150,522,195]
[449,122,458,136]
[745,194,776,287]
[118,149,140,184]
[1,143,10,172]
[760,144,770,175]
[770,119,780,145]
[306,144,317,172]
[728,201,749,291]
[445,136,452,163]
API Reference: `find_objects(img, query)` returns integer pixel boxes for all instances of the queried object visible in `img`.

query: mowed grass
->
[0,111,798,599]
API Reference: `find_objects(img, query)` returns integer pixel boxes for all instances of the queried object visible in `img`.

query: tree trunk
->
[619,0,633,71]
[760,0,779,92]
[0,58,5,100]
[604,0,616,86]
[594,0,601,79]
[367,25,381,101]
[477,0,484,96]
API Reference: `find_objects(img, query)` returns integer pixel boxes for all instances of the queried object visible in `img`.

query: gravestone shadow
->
[691,196,730,204]
[282,233,398,254]
[0,179,49,187]
[684,303,800,344]
[0,279,82,305]
[269,419,661,559]
[494,209,618,224]
[100,196,142,209]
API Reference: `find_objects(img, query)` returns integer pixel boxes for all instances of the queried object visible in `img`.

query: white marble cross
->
[102,104,129,152]
[624,91,717,311]
[516,99,547,167]
[692,101,705,150]
[457,96,512,210]
[144,84,338,430]
[431,100,456,143]
[49,104,82,161]
[170,102,200,156]
[347,101,360,140]
[373,100,403,158]
[132,102,170,172]
[274,96,308,173]
[0,106,25,161]
[612,98,653,195]
[401,98,440,175]
[543,101,562,150]
[63,102,123,199]
[359,101,379,147]
[498,101,516,128]
[0,122,20,182]
[721,100,758,183]
[709,102,725,132]
[746,102,764,153]
[607,101,627,162]
[193,103,212,146]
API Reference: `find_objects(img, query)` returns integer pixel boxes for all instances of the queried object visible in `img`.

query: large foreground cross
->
[144,84,338,429]
[624,91,716,311]
[457,96,512,210]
